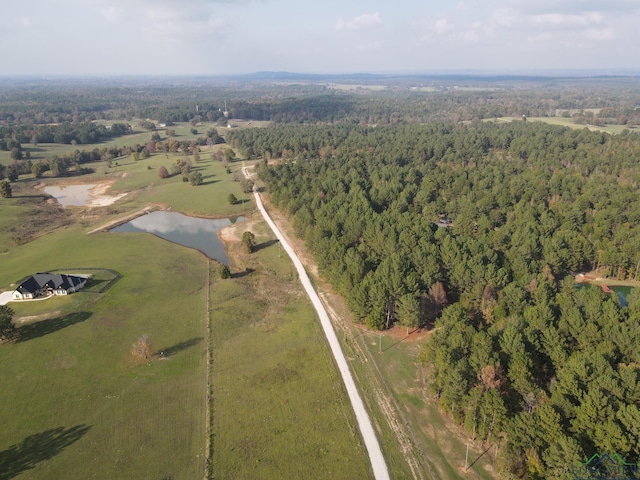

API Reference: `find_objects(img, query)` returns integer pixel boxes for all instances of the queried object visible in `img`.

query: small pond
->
[112,211,245,264]
[610,286,633,307]
[577,284,634,307]
[44,184,97,207]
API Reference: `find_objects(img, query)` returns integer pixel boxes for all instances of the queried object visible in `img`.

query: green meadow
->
[209,221,373,479]
[0,121,223,166]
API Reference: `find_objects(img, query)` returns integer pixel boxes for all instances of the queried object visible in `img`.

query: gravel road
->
[245,168,390,480]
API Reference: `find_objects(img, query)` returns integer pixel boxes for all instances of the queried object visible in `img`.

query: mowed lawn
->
[209,222,373,479]
[0,226,209,479]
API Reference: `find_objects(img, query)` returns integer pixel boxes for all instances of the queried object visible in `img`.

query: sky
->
[1,0,640,76]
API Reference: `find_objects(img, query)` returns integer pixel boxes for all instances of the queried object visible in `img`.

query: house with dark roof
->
[12,273,91,300]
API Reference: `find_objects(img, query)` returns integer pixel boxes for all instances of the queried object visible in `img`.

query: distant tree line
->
[0,122,131,146]
[2,79,640,127]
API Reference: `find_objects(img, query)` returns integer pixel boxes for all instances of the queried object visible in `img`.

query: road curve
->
[244,168,390,480]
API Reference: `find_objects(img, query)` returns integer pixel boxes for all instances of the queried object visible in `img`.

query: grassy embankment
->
[0,123,374,479]
[355,329,497,480]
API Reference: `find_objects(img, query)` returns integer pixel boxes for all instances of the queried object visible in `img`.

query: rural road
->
[243,167,391,480]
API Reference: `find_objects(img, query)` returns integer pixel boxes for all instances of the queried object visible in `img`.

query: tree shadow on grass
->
[14,312,92,343]
[253,239,279,252]
[467,444,493,471]
[201,178,219,186]
[381,333,412,353]
[159,337,204,357]
[0,424,91,480]
[231,268,254,279]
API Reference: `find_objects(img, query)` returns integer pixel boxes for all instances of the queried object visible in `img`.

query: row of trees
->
[0,122,131,146]
[237,120,640,475]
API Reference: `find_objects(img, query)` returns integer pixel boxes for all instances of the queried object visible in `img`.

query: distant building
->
[12,273,91,300]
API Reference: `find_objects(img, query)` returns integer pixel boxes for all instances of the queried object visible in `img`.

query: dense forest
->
[228,121,640,478]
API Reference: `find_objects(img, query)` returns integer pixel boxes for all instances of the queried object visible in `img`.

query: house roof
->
[16,273,86,294]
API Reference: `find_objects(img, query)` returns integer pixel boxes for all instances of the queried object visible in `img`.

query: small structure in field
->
[12,273,91,300]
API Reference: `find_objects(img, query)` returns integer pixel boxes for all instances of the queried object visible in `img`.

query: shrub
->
[219,264,231,279]
[0,180,12,198]
[241,231,256,254]
[189,171,203,186]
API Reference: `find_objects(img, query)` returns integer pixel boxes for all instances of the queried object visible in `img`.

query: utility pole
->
[379,332,382,354]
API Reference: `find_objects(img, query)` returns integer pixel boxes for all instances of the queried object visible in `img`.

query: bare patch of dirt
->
[15,311,62,325]
[218,218,262,243]
[87,180,128,207]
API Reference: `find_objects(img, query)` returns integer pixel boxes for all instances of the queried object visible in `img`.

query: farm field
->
[0,121,221,166]
[0,138,238,479]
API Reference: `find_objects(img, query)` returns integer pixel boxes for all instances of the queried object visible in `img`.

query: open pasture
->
[0,226,209,479]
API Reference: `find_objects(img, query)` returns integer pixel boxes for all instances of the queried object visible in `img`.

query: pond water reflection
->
[112,211,245,264]
[44,184,97,207]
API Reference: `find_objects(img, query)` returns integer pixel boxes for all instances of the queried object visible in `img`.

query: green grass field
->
[0,227,209,479]
[0,135,245,478]
[0,121,226,165]
[209,221,373,479]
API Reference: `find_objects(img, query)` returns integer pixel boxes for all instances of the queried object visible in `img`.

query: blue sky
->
[1,0,639,75]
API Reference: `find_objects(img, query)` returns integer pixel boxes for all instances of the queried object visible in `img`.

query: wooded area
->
[229,120,640,478]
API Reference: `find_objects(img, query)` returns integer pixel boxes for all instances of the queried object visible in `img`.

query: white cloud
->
[432,18,454,35]
[532,12,603,28]
[417,16,454,43]
[491,8,520,28]
[335,12,382,31]
[21,17,33,27]
[101,6,124,23]
[584,27,614,40]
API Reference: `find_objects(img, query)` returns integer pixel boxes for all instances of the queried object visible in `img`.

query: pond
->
[44,184,97,207]
[577,284,634,307]
[111,211,245,264]
[44,182,127,207]
[610,286,633,307]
